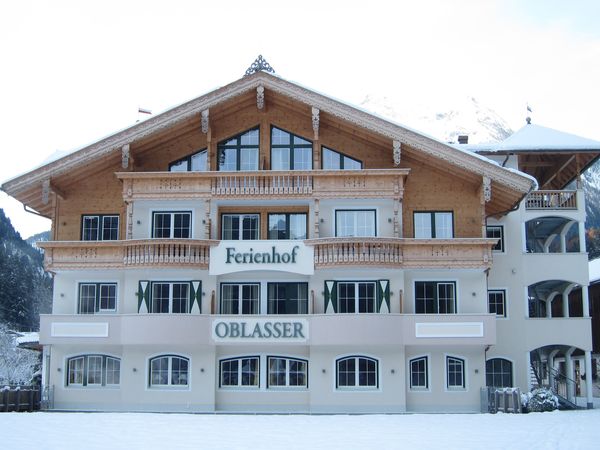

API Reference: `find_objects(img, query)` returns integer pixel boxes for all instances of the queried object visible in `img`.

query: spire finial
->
[244,55,275,77]
[526,103,532,124]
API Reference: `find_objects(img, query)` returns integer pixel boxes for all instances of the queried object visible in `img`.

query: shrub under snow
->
[521,388,559,412]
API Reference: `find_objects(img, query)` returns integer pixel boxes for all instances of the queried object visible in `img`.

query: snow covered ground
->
[1,409,598,450]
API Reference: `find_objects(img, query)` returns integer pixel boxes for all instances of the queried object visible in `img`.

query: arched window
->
[66,355,120,387]
[149,355,189,387]
[486,358,513,388]
[336,356,378,389]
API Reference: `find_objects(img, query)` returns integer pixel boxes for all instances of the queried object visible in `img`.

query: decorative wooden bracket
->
[121,144,130,169]
[257,85,265,110]
[393,140,401,166]
[483,176,491,202]
[312,107,320,140]
[201,109,209,134]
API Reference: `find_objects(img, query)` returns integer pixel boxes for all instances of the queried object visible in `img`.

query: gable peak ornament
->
[244,55,275,77]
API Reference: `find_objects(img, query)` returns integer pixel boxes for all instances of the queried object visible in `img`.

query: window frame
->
[270,126,313,171]
[77,282,118,314]
[66,354,121,388]
[267,356,309,389]
[336,281,377,313]
[81,214,119,241]
[486,358,513,388]
[409,356,429,391]
[149,281,192,314]
[219,283,261,315]
[267,282,309,314]
[267,212,308,240]
[321,146,362,170]
[219,356,260,389]
[486,225,505,252]
[446,356,466,390]
[220,213,260,240]
[217,127,260,171]
[168,148,208,172]
[413,211,454,239]
[334,209,377,237]
[414,281,457,314]
[148,355,190,388]
[335,356,379,390]
[151,211,192,239]
[488,289,507,318]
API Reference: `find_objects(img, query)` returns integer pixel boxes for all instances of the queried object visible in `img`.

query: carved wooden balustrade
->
[525,190,578,210]
[38,239,218,271]
[305,238,497,269]
[116,169,409,200]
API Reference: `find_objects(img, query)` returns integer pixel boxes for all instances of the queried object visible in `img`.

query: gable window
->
[446,356,466,390]
[336,356,378,389]
[486,225,504,252]
[149,355,189,387]
[271,127,312,170]
[268,357,308,388]
[220,283,260,314]
[169,149,207,172]
[82,215,119,241]
[409,356,429,390]
[78,283,117,314]
[267,282,308,314]
[221,214,259,240]
[488,290,506,317]
[337,282,376,313]
[322,147,362,170]
[67,355,120,387]
[335,210,376,237]
[268,213,307,240]
[486,358,513,388]
[219,356,260,388]
[414,212,453,239]
[151,282,191,314]
[415,281,456,314]
[218,128,259,171]
[152,211,191,238]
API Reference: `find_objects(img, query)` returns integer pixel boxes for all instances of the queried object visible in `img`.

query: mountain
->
[0,209,52,330]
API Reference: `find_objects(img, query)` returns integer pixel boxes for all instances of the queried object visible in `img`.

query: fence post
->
[15,388,21,412]
[4,389,8,412]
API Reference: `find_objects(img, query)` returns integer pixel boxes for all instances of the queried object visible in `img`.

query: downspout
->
[23,204,51,219]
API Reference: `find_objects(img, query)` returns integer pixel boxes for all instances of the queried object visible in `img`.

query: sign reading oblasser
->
[212,318,309,343]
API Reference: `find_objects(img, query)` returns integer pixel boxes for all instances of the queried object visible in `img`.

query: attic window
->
[218,128,260,171]
[169,149,207,172]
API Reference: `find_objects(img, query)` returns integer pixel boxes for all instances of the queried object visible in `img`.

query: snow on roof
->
[14,331,39,345]
[465,123,600,153]
[590,258,600,283]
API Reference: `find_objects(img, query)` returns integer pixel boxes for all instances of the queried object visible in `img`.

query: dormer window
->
[218,128,259,171]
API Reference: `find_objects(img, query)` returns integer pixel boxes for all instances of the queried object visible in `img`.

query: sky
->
[1,0,600,238]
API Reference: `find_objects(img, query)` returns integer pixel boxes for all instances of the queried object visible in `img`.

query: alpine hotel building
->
[2,60,598,412]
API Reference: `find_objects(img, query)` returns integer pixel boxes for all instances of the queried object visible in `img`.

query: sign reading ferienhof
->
[212,318,309,343]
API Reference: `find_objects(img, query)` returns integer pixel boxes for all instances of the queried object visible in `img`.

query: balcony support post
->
[313,199,320,238]
[204,199,211,239]
[579,220,587,252]
[582,286,590,318]
[565,347,576,401]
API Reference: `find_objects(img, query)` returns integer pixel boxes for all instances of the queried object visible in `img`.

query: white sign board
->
[209,240,314,275]
[212,318,309,343]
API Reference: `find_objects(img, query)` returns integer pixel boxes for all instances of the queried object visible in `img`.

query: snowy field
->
[1,410,599,450]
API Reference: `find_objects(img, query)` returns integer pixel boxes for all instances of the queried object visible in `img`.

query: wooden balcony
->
[38,239,217,271]
[305,238,496,269]
[525,190,578,210]
[116,169,409,200]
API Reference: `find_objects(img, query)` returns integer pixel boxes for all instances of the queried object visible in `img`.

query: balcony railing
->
[305,238,496,269]
[525,190,578,210]
[116,169,410,200]
[38,239,218,271]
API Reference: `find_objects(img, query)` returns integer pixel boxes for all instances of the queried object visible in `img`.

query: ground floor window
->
[219,357,260,388]
[446,356,465,390]
[486,358,513,388]
[336,356,378,389]
[267,357,308,388]
[149,355,189,387]
[415,281,456,314]
[67,355,120,387]
[267,282,308,314]
[409,356,429,390]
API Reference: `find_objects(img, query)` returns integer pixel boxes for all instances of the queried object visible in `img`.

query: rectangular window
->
[78,283,117,314]
[267,357,308,388]
[221,214,260,240]
[335,210,376,237]
[410,357,429,390]
[414,212,453,238]
[218,128,259,171]
[81,215,119,241]
[150,282,191,314]
[486,225,504,252]
[415,281,456,314]
[220,283,260,314]
[322,147,362,170]
[220,357,260,388]
[337,282,376,313]
[152,211,191,238]
[268,213,307,240]
[267,283,308,314]
[271,127,312,170]
[488,289,506,317]
[447,356,466,389]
